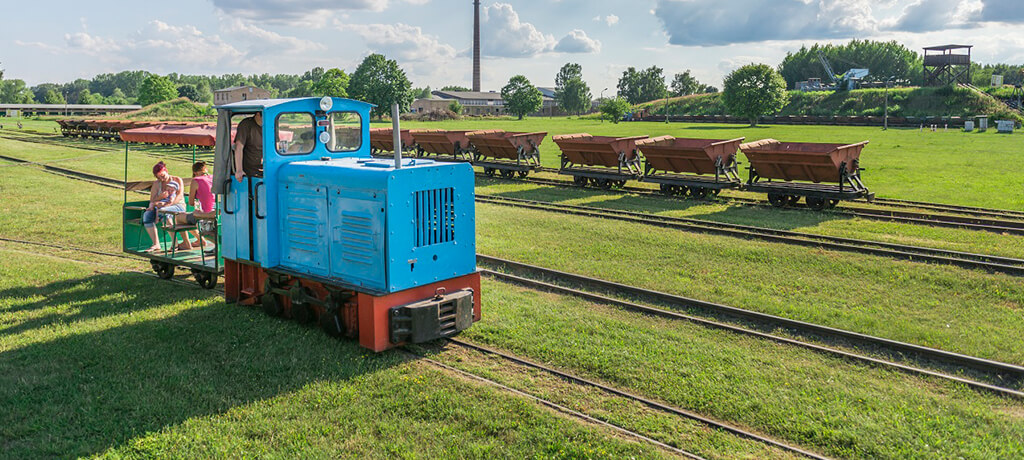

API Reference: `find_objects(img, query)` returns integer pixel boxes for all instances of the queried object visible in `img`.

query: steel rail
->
[476,254,1024,380]
[476,194,1024,276]
[444,339,831,460]
[476,268,1024,399]
[483,172,1024,235]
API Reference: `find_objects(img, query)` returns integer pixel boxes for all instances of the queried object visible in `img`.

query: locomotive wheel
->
[192,270,217,289]
[262,293,283,317]
[320,310,345,337]
[767,193,787,207]
[292,302,314,323]
[154,262,174,279]
[517,170,529,178]
[500,169,515,178]
[573,176,588,186]
[484,167,495,176]
[806,196,827,211]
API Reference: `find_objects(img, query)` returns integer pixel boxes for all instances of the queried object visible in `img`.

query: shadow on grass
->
[0,273,402,458]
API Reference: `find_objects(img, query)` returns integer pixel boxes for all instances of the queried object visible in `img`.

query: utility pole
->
[883,76,895,130]
[600,87,607,123]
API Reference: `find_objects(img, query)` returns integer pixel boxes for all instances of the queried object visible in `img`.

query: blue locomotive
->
[212,97,480,351]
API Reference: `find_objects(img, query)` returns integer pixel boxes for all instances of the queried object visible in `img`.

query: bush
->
[599,97,631,123]
[448,100,463,114]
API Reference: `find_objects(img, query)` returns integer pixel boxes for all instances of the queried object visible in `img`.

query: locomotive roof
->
[215,97,376,111]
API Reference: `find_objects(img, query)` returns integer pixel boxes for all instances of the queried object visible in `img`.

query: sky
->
[3,0,1024,93]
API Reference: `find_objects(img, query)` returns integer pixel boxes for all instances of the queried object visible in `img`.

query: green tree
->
[177,83,201,101]
[196,81,214,104]
[0,79,35,103]
[348,54,413,120]
[722,63,788,127]
[448,100,463,114]
[106,88,129,105]
[310,68,349,98]
[778,40,921,88]
[413,86,432,99]
[670,70,700,97]
[554,63,592,116]
[137,75,178,106]
[501,75,542,120]
[599,96,631,123]
[77,88,100,104]
[617,66,667,104]
[44,89,66,104]
[440,85,470,92]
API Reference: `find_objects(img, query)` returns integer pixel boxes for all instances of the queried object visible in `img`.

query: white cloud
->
[222,18,326,54]
[210,0,389,26]
[605,14,619,26]
[334,21,456,62]
[480,3,556,58]
[554,30,602,54]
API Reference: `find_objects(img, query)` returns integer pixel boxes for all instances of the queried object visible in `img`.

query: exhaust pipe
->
[392,103,402,169]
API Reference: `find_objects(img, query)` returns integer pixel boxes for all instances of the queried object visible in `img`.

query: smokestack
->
[473,0,481,92]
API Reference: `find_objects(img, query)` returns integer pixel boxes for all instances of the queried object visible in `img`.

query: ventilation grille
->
[414,187,455,247]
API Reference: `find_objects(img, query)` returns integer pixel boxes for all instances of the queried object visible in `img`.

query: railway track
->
[488,172,1024,236]
[0,239,777,460]
[5,237,1019,458]
[10,151,1022,277]
[477,254,1024,387]
[477,194,1024,276]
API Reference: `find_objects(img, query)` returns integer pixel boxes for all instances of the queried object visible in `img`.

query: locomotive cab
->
[213,97,480,351]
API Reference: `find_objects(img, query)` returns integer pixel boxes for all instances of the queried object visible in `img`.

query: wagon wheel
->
[806,196,828,211]
[614,180,627,188]
[659,183,673,195]
[596,179,612,190]
[484,167,496,177]
[767,193,787,207]
[262,293,283,317]
[500,169,515,179]
[192,270,218,289]
[709,189,721,197]
[517,170,529,178]
[787,195,801,206]
[154,262,175,279]
[320,309,345,337]
[827,199,839,209]
[691,187,710,199]
[573,176,588,187]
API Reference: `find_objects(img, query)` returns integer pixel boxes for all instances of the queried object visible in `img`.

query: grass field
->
[4,117,1024,458]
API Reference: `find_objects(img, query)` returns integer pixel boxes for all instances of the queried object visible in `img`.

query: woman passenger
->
[175,161,216,251]
[142,161,186,252]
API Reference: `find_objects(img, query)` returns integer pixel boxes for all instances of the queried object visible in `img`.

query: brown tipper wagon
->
[467,130,546,178]
[553,133,649,189]
[637,136,745,198]
[739,139,873,210]
[410,129,499,162]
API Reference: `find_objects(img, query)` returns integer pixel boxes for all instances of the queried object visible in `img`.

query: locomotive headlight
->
[319,131,332,144]
[319,96,333,111]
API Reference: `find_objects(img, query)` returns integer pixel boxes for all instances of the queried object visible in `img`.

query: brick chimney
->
[473,0,481,92]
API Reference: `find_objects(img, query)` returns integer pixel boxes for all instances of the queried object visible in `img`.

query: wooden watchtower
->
[923,45,972,86]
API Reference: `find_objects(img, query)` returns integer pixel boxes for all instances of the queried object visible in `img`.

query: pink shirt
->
[192,175,215,213]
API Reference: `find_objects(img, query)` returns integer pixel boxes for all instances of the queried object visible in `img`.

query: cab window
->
[276,112,315,155]
[327,111,362,152]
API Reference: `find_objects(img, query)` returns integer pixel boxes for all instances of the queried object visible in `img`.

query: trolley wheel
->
[517,170,529,178]
[484,167,496,176]
[767,193,787,207]
[573,176,588,186]
[262,293,283,317]
[500,169,515,178]
[806,196,827,211]
[691,187,709,199]
[320,310,345,337]
[192,269,217,289]
[153,262,174,279]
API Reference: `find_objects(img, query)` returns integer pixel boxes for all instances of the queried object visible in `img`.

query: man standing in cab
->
[234,112,263,181]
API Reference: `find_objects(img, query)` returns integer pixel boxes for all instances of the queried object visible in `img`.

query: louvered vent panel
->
[414,187,455,247]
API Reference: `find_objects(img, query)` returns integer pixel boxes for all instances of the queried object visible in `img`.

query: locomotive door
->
[328,188,386,292]
[279,183,331,276]
[221,176,267,264]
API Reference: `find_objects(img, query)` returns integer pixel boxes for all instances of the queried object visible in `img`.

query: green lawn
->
[0,249,683,459]
[475,203,1024,365]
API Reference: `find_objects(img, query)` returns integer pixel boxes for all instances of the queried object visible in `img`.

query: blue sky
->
[4,0,1024,92]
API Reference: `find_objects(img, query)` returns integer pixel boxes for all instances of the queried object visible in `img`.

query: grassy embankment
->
[2,165,1023,459]
[639,86,1024,123]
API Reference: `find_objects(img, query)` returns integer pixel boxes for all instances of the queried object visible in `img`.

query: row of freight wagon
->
[371,128,873,210]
